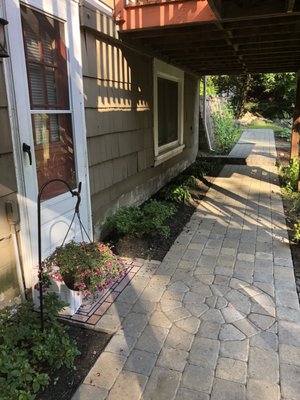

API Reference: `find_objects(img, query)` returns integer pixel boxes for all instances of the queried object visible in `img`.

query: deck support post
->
[290,74,300,160]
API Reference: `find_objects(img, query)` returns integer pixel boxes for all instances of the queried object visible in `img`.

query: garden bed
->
[106,159,224,262]
[274,130,300,302]
[38,324,109,400]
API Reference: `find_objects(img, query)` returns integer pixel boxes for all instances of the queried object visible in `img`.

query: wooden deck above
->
[115,0,300,75]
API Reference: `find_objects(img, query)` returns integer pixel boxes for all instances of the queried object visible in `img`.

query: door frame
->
[3,0,92,287]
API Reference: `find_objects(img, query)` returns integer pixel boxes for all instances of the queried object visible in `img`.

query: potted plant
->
[34,241,126,315]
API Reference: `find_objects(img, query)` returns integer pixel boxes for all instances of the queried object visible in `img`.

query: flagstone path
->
[73,129,300,400]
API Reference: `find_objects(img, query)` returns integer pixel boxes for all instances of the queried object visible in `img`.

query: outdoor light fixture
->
[0,18,9,58]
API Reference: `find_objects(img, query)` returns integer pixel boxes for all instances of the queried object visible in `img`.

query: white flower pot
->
[32,267,83,316]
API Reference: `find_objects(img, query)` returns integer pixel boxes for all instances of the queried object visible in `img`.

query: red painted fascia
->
[114,0,217,31]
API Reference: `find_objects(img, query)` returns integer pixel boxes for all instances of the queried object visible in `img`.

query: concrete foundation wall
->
[80,3,199,238]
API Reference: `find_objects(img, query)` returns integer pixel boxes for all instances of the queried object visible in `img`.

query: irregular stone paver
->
[157,346,188,372]
[124,349,157,376]
[211,378,246,400]
[216,357,247,384]
[73,130,300,399]
[142,367,181,400]
[280,364,300,400]
[247,379,280,400]
[182,364,214,393]
[106,370,148,400]
[72,384,108,400]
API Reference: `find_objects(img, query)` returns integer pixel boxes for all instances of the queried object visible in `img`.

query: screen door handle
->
[22,143,32,165]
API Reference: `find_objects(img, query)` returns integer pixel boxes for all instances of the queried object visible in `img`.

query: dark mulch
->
[274,131,300,301]
[38,324,110,400]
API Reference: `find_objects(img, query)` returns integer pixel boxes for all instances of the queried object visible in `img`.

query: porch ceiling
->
[120,0,300,75]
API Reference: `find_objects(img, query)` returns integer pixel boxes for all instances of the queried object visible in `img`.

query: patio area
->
[72,129,300,400]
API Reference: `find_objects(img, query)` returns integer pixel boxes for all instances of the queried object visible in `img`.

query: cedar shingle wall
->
[80,3,199,237]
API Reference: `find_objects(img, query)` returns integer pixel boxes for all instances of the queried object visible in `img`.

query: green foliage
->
[106,200,176,239]
[293,219,300,243]
[211,72,296,119]
[0,294,80,399]
[212,103,241,154]
[141,200,176,238]
[43,241,124,296]
[184,160,216,179]
[277,127,291,141]
[199,76,217,96]
[161,184,192,203]
[172,174,198,189]
[245,122,281,130]
[280,158,299,192]
[105,206,143,236]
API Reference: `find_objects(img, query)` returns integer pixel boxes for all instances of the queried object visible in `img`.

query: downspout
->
[5,201,26,301]
[203,76,213,152]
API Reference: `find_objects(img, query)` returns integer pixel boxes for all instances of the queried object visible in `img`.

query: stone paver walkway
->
[73,129,300,400]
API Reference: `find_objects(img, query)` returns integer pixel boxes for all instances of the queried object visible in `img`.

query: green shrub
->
[212,103,241,154]
[105,206,143,237]
[277,127,291,141]
[105,200,176,239]
[293,219,300,243]
[182,176,198,189]
[141,200,176,238]
[161,185,192,203]
[184,160,214,178]
[0,293,80,399]
[280,158,299,191]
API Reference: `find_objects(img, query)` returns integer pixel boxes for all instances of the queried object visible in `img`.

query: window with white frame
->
[153,59,184,165]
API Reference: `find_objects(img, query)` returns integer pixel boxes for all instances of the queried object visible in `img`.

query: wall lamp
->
[0,18,9,58]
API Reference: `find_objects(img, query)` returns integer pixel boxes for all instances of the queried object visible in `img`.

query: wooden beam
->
[231,23,300,39]
[207,0,222,19]
[224,15,300,30]
[121,24,219,41]
[239,40,300,50]
[232,33,300,45]
[220,0,286,19]
[287,0,296,12]
[239,46,300,56]
[290,75,300,160]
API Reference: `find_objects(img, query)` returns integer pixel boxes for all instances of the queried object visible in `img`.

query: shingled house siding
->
[80,3,199,238]
[0,63,20,306]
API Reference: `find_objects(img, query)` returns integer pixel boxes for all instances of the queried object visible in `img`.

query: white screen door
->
[5,0,91,287]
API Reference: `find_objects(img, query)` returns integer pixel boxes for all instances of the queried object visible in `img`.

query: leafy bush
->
[280,158,299,191]
[105,200,176,239]
[105,206,143,236]
[161,185,192,203]
[183,160,216,179]
[212,103,241,154]
[0,294,80,399]
[172,174,198,189]
[293,219,300,243]
[141,200,176,238]
[277,127,291,141]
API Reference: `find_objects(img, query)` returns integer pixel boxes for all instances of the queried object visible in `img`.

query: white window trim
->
[153,58,185,166]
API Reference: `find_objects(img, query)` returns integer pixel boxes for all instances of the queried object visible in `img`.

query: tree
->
[210,73,296,120]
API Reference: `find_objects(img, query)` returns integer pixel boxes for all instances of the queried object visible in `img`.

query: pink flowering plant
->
[41,241,126,297]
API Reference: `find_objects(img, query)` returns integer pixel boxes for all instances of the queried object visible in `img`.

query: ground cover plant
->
[0,294,80,400]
